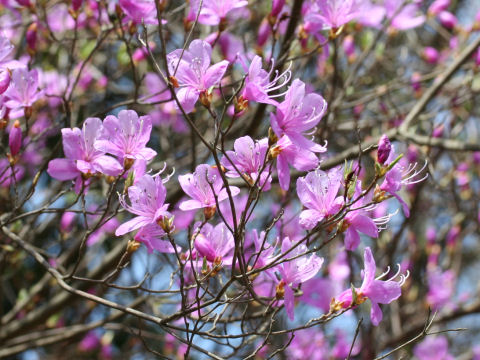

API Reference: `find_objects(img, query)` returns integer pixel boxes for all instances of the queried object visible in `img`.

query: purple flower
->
[193,0,249,26]
[271,135,319,190]
[95,110,156,170]
[413,336,454,360]
[385,0,425,30]
[277,237,323,320]
[167,40,229,113]
[0,33,23,70]
[0,68,11,94]
[116,173,171,236]
[134,223,180,254]
[426,269,456,311]
[332,247,407,326]
[221,136,271,191]
[119,0,158,25]
[178,164,240,213]
[270,79,327,153]
[296,167,344,230]
[193,222,234,265]
[378,142,428,217]
[47,118,123,192]
[286,328,328,360]
[241,55,291,106]
[306,0,362,31]
[4,68,43,110]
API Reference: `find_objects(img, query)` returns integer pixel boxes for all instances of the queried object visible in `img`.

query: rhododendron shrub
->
[1,0,479,359]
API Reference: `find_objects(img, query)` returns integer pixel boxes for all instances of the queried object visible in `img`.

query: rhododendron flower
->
[4,68,43,110]
[0,33,23,70]
[0,69,11,94]
[193,222,234,265]
[271,135,319,190]
[270,79,327,152]
[116,173,171,236]
[378,140,428,217]
[385,0,425,30]
[167,40,229,113]
[277,237,323,320]
[241,55,291,106]
[332,247,407,326]
[426,269,456,311]
[134,223,179,254]
[306,0,362,30]
[178,164,240,212]
[95,110,156,170]
[377,134,392,165]
[119,0,158,25]
[47,118,123,192]
[191,0,249,26]
[221,136,271,190]
[296,168,344,230]
[413,336,454,360]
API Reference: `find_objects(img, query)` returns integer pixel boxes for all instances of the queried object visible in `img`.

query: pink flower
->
[270,79,327,153]
[221,136,271,191]
[95,110,156,170]
[119,0,158,25]
[296,168,344,230]
[193,0,249,26]
[414,336,454,360]
[306,0,362,30]
[47,117,123,193]
[167,40,229,113]
[379,141,428,217]
[241,55,291,106]
[385,0,425,30]
[178,164,240,212]
[426,269,456,311]
[271,135,319,190]
[377,134,392,165]
[332,247,407,326]
[194,222,234,265]
[116,173,171,236]
[277,237,323,320]
[4,68,43,110]
[134,223,180,254]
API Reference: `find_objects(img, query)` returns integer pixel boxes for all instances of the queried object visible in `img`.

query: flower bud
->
[127,239,141,253]
[204,205,216,220]
[26,22,38,55]
[438,11,457,29]
[271,0,285,18]
[427,0,450,16]
[0,68,11,94]
[9,120,22,156]
[72,0,83,12]
[377,134,391,165]
[422,47,439,64]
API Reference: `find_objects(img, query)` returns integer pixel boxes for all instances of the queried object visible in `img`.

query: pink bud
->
[9,120,22,156]
[0,69,11,94]
[194,233,216,262]
[271,0,285,17]
[72,0,83,11]
[342,35,355,57]
[432,124,444,138]
[428,0,450,16]
[377,134,391,165]
[438,11,457,29]
[422,47,439,64]
[257,18,271,47]
[26,23,37,53]
[411,72,421,92]
[446,225,460,248]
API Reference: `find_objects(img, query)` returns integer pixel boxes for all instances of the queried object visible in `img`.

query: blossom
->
[271,135,319,190]
[192,0,249,26]
[4,68,43,110]
[241,55,291,106]
[296,167,344,230]
[167,40,229,113]
[270,79,327,152]
[193,222,235,265]
[47,117,123,192]
[134,223,179,254]
[426,269,456,311]
[306,0,362,31]
[378,141,428,217]
[178,164,240,213]
[116,173,171,236]
[221,136,271,190]
[276,237,323,320]
[332,247,407,326]
[385,0,425,30]
[119,0,158,25]
[413,336,454,360]
[95,110,156,170]
[428,0,450,16]
[8,120,21,156]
